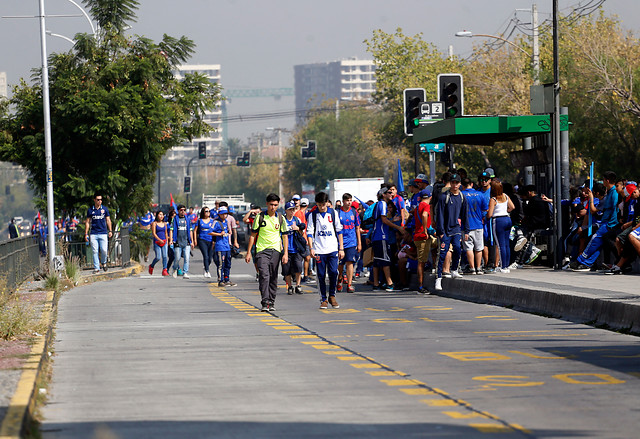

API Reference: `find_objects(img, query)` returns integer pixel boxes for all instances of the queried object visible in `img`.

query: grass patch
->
[64,256,82,285]
[44,274,60,292]
[0,284,43,340]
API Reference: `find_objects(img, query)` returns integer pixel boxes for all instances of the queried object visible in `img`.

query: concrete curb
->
[0,262,142,439]
[430,274,640,334]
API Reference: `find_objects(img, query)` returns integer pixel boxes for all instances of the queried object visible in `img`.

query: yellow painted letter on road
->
[440,351,511,361]
[553,373,625,385]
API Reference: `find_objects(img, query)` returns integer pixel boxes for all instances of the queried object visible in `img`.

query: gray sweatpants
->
[255,248,281,306]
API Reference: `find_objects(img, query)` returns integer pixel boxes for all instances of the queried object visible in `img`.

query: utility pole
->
[552,0,563,269]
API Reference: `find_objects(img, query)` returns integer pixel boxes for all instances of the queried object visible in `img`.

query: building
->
[294,58,376,123]
[167,64,223,163]
[0,72,7,98]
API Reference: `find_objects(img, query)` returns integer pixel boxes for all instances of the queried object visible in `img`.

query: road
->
[40,255,640,438]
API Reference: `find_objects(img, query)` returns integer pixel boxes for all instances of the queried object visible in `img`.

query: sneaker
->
[148,265,154,275]
[475,268,484,275]
[102,263,108,272]
[287,286,294,295]
[183,273,190,279]
[417,286,429,295]
[93,268,101,274]
[295,286,303,295]
[496,267,511,273]
[434,278,442,291]
[385,284,397,292]
[336,283,343,292]
[256,273,259,282]
[204,271,211,278]
[508,262,519,270]
[319,301,328,310]
[462,266,476,275]
[162,268,169,276]
[442,272,452,279]
[570,261,591,272]
[526,247,542,264]
[261,304,269,312]
[484,267,495,273]
[177,269,183,276]
[451,270,463,279]
[347,285,355,293]
[225,281,237,287]
[328,296,340,309]
[514,236,528,252]
[305,276,316,284]
[372,285,381,291]
[218,281,225,287]
[172,269,177,278]
[268,303,276,311]
[604,265,622,275]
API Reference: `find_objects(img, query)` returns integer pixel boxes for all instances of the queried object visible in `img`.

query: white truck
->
[328,177,385,205]
[201,194,252,213]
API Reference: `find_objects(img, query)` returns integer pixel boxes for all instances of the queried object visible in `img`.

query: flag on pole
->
[170,193,177,212]
[396,159,404,193]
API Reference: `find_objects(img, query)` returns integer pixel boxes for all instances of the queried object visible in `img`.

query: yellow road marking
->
[320,319,358,325]
[282,331,308,334]
[553,373,625,385]
[440,351,511,361]
[421,399,464,407]
[319,309,361,314]
[301,341,328,345]
[398,388,440,395]
[290,335,319,339]
[380,379,426,386]
[337,356,363,361]
[509,350,574,359]
[321,350,351,355]
[442,411,490,419]
[350,363,382,369]
[365,307,406,312]
[372,318,414,323]
[421,317,472,323]
[367,371,408,377]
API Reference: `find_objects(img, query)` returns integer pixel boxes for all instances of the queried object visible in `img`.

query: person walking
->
[282,201,305,295]
[193,207,214,278]
[8,218,20,239]
[307,192,344,309]
[212,207,235,287]
[169,204,193,279]
[487,180,515,273]
[84,193,113,274]
[149,211,170,276]
[245,193,289,312]
[434,174,469,291]
[337,193,361,293]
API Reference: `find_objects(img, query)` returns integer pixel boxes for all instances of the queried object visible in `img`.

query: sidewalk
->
[430,266,640,334]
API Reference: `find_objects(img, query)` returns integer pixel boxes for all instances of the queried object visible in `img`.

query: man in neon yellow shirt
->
[245,193,289,312]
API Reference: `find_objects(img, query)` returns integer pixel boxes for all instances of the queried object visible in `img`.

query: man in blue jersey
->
[461,178,488,274]
[169,204,194,279]
[84,193,113,273]
[371,187,406,291]
[571,171,619,271]
[478,170,497,272]
[337,193,361,293]
[435,174,469,291]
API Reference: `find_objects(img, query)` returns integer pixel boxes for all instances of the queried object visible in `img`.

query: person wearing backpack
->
[371,187,406,292]
[245,193,289,312]
[434,173,470,291]
[306,192,344,309]
[211,207,235,287]
[282,201,305,295]
[337,193,361,293]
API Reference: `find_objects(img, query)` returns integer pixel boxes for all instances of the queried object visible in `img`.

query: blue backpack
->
[361,203,378,229]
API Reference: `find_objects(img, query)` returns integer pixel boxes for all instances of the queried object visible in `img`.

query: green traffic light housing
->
[437,74,463,119]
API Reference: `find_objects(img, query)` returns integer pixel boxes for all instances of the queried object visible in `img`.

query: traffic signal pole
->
[552,0,563,269]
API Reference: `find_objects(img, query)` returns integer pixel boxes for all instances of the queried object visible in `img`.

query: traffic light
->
[440,144,454,167]
[236,151,251,167]
[184,176,191,194]
[301,140,317,159]
[403,88,426,136]
[437,74,464,118]
[198,141,207,159]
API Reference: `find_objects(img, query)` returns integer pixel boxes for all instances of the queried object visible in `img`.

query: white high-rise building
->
[294,58,376,123]
[0,72,7,98]
[168,64,223,163]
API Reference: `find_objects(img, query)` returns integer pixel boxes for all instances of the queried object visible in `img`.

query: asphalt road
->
[40,255,640,439]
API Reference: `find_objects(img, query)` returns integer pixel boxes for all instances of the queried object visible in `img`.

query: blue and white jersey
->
[371,201,389,242]
[212,220,230,252]
[338,207,360,249]
[87,206,110,234]
[306,209,343,255]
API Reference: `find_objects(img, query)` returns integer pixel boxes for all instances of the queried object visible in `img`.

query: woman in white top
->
[488,180,515,272]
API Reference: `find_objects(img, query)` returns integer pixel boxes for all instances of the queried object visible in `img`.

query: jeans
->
[213,249,232,281]
[197,240,213,272]
[577,224,614,267]
[151,241,168,270]
[437,233,462,278]
[493,216,512,269]
[90,233,108,270]
[316,251,339,302]
[173,244,191,273]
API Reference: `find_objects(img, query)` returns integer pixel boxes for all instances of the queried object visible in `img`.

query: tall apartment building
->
[168,64,223,163]
[0,72,7,98]
[294,58,376,123]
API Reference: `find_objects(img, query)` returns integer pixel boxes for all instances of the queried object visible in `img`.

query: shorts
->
[340,246,358,264]
[630,228,640,240]
[372,240,391,267]
[281,252,303,277]
[463,229,484,252]
[415,238,434,263]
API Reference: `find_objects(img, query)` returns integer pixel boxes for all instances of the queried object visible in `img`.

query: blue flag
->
[396,159,404,193]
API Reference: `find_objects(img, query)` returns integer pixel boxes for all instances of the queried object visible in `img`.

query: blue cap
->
[228,206,235,213]
[217,207,228,214]
[285,201,296,210]
[420,187,432,198]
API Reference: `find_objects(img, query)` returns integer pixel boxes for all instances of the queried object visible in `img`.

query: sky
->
[1,0,639,142]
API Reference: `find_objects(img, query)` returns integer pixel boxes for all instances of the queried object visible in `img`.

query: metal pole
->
[39,0,56,268]
[523,137,533,185]
[561,107,570,199]
[414,144,419,177]
[532,4,540,85]
[552,0,562,269]
[429,152,436,185]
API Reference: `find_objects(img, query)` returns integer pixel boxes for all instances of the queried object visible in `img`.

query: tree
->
[0,0,221,219]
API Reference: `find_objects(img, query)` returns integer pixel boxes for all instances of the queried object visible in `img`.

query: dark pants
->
[255,248,281,306]
[438,233,462,278]
[316,251,339,302]
[197,240,213,272]
[214,249,232,281]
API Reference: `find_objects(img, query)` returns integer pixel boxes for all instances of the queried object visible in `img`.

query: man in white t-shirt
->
[306,192,344,310]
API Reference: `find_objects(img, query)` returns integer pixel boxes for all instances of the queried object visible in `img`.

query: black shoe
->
[268,303,276,311]
[570,262,590,272]
[287,286,294,295]
[261,304,269,312]
[295,286,303,295]
[604,265,622,275]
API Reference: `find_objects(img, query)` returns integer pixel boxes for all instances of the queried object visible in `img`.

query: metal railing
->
[57,229,130,270]
[0,235,41,292]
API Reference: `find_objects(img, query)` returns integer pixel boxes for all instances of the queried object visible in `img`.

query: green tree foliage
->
[0,0,221,219]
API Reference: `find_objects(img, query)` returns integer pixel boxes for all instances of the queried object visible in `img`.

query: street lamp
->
[46,30,74,45]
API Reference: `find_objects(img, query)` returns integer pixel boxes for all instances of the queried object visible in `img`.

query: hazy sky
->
[1,0,639,141]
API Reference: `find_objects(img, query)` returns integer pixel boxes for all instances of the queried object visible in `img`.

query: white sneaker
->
[172,269,177,278]
[451,270,463,279]
[205,271,211,278]
[434,278,442,291]
[508,262,519,270]
[183,273,190,279]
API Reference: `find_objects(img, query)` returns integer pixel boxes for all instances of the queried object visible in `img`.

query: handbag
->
[362,247,374,267]
[155,239,166,247]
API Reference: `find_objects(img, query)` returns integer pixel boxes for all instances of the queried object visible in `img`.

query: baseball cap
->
[484,167,496,178]
[250,203,260,210]
[479,171,491,179]
[378,187,389,197]
[625,184,637,202]
[228,206,235,213]
[292,194,301,200]
[300,197,309,206]
[285,201,296,210]
[450,173,461,182]
[409,181,419,188]
[414,173,428,183]
[420,187,433,198]
[217,207,228,214]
